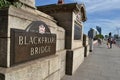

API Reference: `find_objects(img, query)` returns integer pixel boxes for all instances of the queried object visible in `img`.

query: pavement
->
[61,42,120,80]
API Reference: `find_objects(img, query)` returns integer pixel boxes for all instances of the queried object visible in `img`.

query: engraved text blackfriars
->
[18,36,56,55]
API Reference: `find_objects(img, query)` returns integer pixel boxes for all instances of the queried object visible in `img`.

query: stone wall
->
[83,35,90,57]
[66,47,84,75]
[86,36,90,57]
[49,12,72,49]
[71,12,83,49]
[0,2,87,80]
[19,0,35,8]
[0,55,60,80]
[65,10,85,75]
[86,45,90,57]
[0,5,66,80]
[56,27,66,78]
[72,47,84,74]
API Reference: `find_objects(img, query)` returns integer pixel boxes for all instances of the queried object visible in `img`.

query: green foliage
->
[95,34,104,39]
[105,35,109,38]
[0,0,23,9]
[0,0,11,8]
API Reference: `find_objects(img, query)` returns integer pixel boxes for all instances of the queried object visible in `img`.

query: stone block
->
[0,38,7,67]
[49,56,60,74]
[56,40,65,51]
[57,27,65,39]
[73,47,84,73]
[84,46,87,57]
[9,16,31,30]
[19,0,35,8]
[0,15,8,37]
[3,60,42,80]
[66,47,84,75]
[72,40,83,49]
[66,50,73,75]
[0,55,60,80]
[41,60,49,79]
[73,47,84,58]
[56,50,66,62]
[87,45,90,56]
[56,50,66,78]
[84,45,90,57]
[60,61,66,78]
[45,71,60,80]
[49,27,57,34]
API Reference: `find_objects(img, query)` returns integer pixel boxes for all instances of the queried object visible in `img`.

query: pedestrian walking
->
[88,28,94,52]
[107,38,113,48]
[98,38,101,46]
[110,38,113,48]
[107,38,110,48]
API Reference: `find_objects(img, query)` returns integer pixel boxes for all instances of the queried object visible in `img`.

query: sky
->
[35,0,120,36]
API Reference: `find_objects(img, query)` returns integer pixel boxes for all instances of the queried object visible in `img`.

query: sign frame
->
[10,29,56,66]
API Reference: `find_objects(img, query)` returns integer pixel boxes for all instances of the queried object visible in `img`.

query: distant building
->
[92,28,98,38]
[88,28,97,39]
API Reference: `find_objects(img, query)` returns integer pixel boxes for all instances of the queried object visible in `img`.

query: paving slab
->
[61,43,120,80]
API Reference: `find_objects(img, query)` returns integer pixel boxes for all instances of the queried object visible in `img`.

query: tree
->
[0,0,11,8]
[95,34,104,39]
[0,0,23,9]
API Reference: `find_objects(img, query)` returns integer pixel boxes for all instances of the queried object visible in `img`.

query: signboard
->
[74,24,82,40]
[10,21,56,66]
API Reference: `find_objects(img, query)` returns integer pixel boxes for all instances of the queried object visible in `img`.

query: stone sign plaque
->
[74,24,82,40]
[26,21,51,34]
[10,29,56,66]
